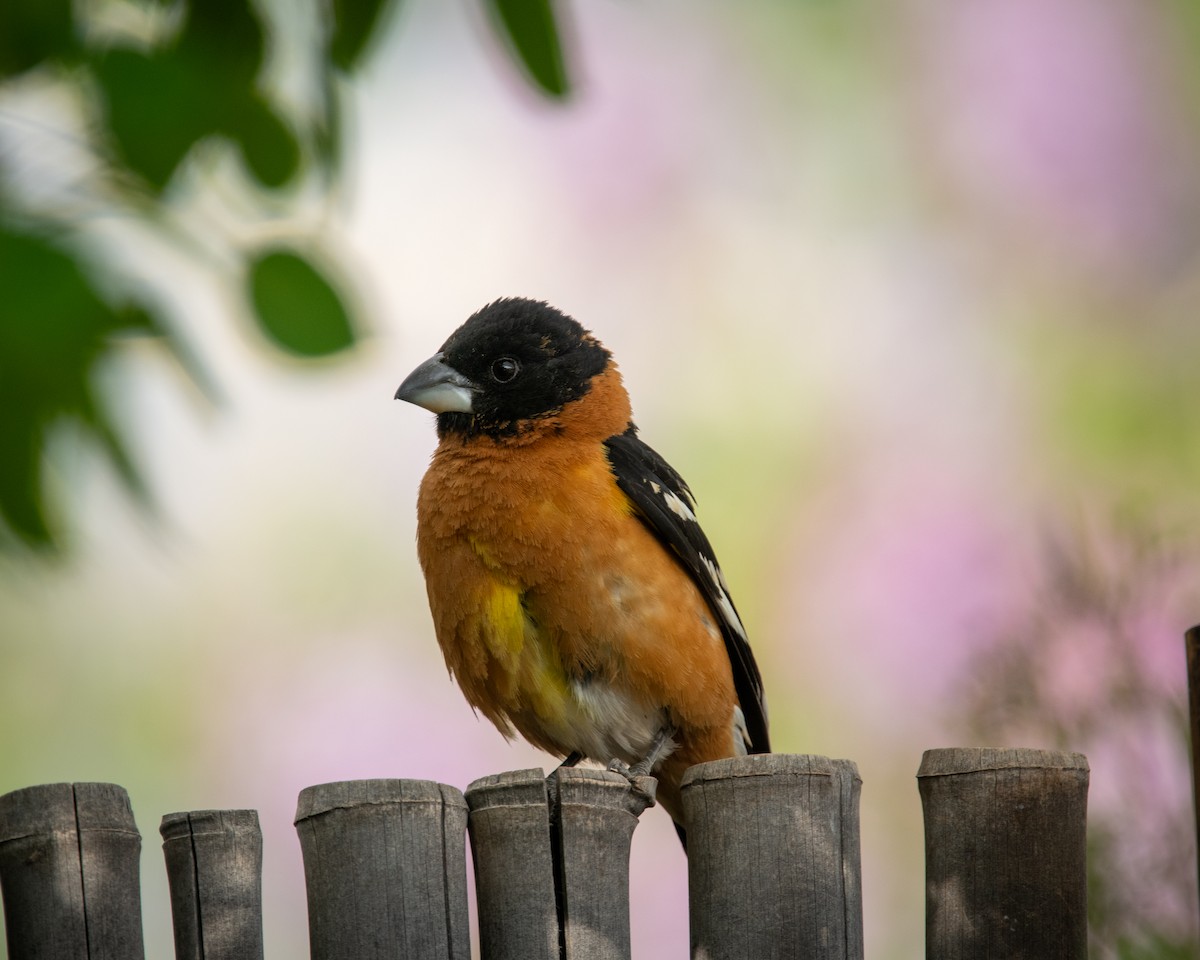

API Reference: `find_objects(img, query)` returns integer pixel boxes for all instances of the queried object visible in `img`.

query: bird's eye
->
[490,357,521,383]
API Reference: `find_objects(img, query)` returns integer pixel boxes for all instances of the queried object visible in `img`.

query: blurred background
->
[2,0,1199,957]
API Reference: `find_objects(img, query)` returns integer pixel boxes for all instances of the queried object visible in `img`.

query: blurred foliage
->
[0,0,573,552]
[486,0,572,97]
[248,248,356,358]
[1027,324,1200,495]
[1114,936,1200,960]
[960,517,1200,958]
[0,226,161,543]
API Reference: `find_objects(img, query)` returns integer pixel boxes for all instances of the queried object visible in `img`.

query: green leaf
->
[95,49,218,190]
[0,407,52,547]
[329,0,397,72]
[96,0,270,191]
[227,96,301,189]
[485,0,571,98]
[248,249,357,357]
[0,0,75,79]
[180,0,264,89]
[0,225,153,548]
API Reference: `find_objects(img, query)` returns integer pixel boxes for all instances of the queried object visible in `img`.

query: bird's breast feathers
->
[415,430,735,760]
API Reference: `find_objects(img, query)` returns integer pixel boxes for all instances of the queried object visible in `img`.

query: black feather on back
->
[603,424,771,755]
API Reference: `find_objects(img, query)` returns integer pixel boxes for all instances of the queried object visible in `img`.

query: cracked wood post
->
[466,769,557,960]
[918,747,1089,960]
[466,765,653,960]
[294,779,470,960]
[0,782,145,960]
[682,754,864,960]
[555,766,651,960]
[160,809,264,960]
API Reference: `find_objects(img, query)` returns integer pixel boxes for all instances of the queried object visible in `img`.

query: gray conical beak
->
[394,352,477,413]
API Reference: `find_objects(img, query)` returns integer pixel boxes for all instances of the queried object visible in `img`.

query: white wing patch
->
[650,481,697,523]
[649,474,747,643]
[732,704,751,755]
[700,554,747,641]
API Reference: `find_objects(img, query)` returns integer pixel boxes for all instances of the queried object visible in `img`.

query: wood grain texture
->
[466,769,559,960]
[918,747,1089,960]
[0,782,144,960]
[681,754,863,960]
[466,766,651,960]
[294,779,470,960]
[160,809,264,960]
[553,766,648,960]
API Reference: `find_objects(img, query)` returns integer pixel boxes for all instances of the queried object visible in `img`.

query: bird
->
[394,297,769,842]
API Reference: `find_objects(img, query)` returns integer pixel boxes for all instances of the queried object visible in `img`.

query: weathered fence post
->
[294,779,470,960]
[466,766,652,960]
[466,769,558,960]
[681,754,864,960]
[160,809,264,960]
[0,782,145,960]
[918,747,1089,960]
[553,766,651,960]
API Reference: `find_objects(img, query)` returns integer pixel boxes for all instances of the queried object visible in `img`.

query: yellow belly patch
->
[477,578,572,730]
[481,579,526,663]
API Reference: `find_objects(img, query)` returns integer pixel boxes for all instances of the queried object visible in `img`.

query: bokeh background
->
[3,0,1200,957]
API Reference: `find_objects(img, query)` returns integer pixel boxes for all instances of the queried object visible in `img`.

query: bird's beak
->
[394,352,477,413]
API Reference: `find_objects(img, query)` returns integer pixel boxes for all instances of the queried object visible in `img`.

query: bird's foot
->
[606,721,677,811]
[606,757,658,810]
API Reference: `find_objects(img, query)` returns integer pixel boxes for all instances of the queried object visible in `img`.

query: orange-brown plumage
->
[397,298,768,831]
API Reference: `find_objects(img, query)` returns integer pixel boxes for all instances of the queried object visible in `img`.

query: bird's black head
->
[395,298,611,438]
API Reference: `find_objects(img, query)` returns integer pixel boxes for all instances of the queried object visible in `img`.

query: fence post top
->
[294,778,466,824]
[917,747,1090,779]
[680,753,861,790]
[160,809,261,840]
[465,767,548,808]
[0,782,137,840]
[553,765,640,788]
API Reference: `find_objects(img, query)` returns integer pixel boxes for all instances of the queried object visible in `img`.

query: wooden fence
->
[0,748,1089,960]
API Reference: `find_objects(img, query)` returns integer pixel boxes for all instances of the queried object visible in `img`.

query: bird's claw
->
[607,758,658,813]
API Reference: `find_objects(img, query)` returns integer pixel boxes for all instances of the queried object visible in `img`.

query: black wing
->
[603,424,770,754]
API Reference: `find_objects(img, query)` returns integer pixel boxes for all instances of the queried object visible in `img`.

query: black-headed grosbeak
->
[395,298,770,841]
